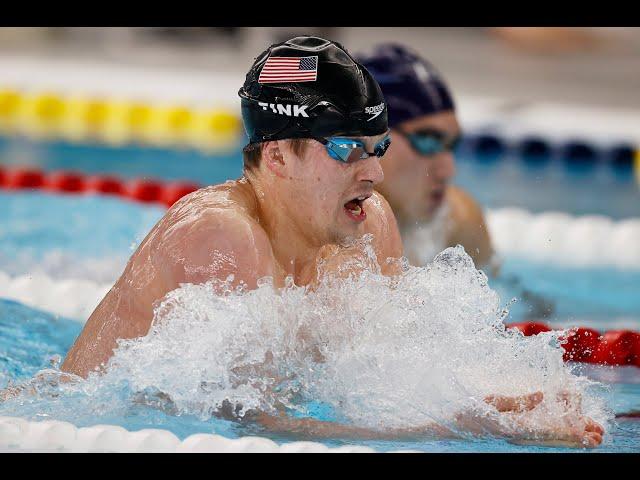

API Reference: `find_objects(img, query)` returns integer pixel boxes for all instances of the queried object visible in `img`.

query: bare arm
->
[249,392,602,447]
[248,394,539,442]
[61,205,276,378]
[370,190,404,276]
[249,411,454,441]
[61,239,174,378]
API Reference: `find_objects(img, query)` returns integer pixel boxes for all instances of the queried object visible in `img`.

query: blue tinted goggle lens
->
[408,132,460,156]
[324,136,391,163]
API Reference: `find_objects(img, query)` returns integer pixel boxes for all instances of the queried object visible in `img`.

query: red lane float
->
[3,168,45,189]
[127,179,164,203]
[0,166,199,207]
[507,321,552,336]
[45,171,86,193]
[560,327,601,363]
[506,322,640,367]
[85,175,125,195]
[592,330,640,366]
[161,181,200,207]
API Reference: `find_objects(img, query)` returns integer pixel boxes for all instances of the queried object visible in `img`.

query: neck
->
[244,170,323,284]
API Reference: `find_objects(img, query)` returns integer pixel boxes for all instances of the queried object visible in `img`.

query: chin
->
[329,224,360,245]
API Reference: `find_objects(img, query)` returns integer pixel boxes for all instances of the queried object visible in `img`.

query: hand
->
[451,391,544,435]
[0,370,79,402]
[510,414,604,449]
[488,390,604,448]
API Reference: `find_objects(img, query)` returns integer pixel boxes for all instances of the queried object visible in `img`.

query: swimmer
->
[357,44,493,268]
[358,45,558,318]
[53,36,600,447]
[62,36,402,383]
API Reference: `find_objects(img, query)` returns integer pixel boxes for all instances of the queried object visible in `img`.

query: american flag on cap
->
[258,56,318,84]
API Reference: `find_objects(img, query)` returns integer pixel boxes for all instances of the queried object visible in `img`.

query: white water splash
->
[1,245,607,440]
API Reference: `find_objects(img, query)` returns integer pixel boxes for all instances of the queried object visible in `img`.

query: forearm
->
[251,411,455,441]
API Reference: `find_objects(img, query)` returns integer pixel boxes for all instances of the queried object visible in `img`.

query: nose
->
[429,151,456,182]
[356,155,385,185]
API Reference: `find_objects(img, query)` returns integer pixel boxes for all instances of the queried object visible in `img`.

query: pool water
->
[1,136,640,452]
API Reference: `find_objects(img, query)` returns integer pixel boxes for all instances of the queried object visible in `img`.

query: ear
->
[262,141,288,179]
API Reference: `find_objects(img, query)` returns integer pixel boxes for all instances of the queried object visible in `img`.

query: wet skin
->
[53,137,602,447]
[61,135,402,379]
[378,111,493,267]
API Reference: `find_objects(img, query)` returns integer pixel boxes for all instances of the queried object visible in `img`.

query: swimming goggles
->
[315,134,392,164]
[398,129,461,156]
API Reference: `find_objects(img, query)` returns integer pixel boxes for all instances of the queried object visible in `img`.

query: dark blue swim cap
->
[356,44,455,128]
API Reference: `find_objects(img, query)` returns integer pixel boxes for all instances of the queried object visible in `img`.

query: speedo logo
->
[365,102,385,121]
[258,102,309,118]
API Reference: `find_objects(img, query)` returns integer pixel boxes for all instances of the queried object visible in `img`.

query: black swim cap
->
[356,44,455,128]
[239,36,388,144]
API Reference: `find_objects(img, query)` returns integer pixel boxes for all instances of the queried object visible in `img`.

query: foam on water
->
[0,245,611,444]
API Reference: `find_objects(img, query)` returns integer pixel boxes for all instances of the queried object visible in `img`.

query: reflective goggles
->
[398,129,461,156]
[314,134,392,164]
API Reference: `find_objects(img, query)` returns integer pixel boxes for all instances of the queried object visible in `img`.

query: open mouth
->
[343,194,370,222]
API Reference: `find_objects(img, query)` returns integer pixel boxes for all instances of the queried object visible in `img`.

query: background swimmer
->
[358,44,493,268]
[358,44,556,318]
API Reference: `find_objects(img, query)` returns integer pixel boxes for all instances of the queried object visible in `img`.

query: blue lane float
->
[460,132,637,178]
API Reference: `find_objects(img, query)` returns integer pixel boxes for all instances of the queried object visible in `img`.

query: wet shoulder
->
[447,185,484,223]
[151,180,276,287]
[134,179,270,262]
[446,185,493,266]
[365,191,403,260]
[157,180,259,234]
[166,179,258,221]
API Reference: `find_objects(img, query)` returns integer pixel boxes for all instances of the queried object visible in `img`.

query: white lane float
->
[486,208,640,270]
[0,416,379,453]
